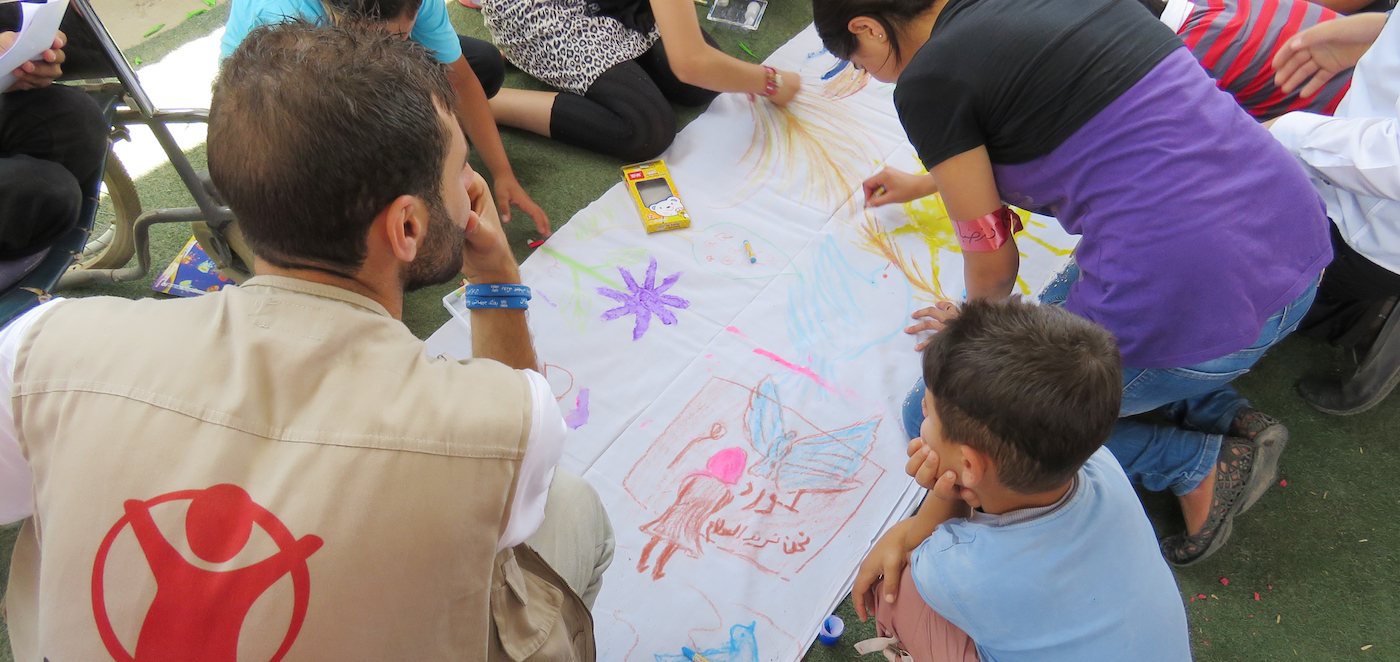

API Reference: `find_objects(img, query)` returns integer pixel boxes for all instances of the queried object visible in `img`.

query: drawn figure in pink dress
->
[636,446,748,580]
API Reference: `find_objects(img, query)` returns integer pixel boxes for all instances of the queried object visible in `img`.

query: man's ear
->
[958,445,991,489]
[377,194,427,263]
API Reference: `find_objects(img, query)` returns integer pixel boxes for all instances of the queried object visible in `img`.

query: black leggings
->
[459,35,506,98]
[550,33,721,162]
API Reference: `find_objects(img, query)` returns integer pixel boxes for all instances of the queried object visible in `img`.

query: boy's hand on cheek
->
[908,438,979,507]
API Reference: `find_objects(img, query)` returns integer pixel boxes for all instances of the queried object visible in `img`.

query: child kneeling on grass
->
[854,298,1190,662]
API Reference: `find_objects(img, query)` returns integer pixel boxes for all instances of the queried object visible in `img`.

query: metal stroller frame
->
[55,0,253,290]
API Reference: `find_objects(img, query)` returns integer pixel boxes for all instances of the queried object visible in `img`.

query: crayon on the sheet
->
[743,240,756,263]
[681,648,713,662]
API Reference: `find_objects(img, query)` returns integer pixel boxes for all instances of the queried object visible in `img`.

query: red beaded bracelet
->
[952,207,1023,252]
[760,65,782,97]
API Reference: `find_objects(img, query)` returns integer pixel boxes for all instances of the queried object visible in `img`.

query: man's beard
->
[402,195,465,292]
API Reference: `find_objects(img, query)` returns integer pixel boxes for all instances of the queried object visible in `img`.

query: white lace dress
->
[481,0,661,95]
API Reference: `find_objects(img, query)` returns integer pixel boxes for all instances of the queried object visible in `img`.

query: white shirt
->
[0,299,564,550]
[1270,13,1400,275]
[1160,0,1192,32]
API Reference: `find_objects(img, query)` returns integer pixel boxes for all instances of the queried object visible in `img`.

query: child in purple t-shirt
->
[813,0,1330,565]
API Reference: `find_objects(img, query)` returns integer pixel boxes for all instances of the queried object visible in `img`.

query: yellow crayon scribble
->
[733,93,879,209]
[848,192,1054,302]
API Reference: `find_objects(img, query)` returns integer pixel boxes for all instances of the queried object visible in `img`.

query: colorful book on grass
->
[152,237,235,297]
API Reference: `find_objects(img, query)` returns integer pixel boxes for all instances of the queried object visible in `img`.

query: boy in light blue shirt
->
[222,0,551,237]
[855,298,1191,662]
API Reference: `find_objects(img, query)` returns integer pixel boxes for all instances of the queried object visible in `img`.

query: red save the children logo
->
[90,484,323,662]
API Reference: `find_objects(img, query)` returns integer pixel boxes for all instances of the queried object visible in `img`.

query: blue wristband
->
[462,283,531,300]
[462,295,529,310]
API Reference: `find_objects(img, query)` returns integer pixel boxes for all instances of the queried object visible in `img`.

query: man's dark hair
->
[208,20,456,273]
[922,298,1122,494]
[813,0,935,63]
[324,0,424,21]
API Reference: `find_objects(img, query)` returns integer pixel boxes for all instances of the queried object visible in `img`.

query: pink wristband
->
[953,207,1023,252]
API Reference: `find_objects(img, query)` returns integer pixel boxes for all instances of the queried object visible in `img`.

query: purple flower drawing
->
[597,257,690,341]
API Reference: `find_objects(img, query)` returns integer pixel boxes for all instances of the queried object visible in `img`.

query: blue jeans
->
[901,260,1318,496]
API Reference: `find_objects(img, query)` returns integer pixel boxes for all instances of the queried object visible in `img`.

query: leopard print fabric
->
[481,0,660,95]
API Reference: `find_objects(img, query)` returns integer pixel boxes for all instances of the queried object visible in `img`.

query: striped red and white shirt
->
[1162,0,1353,120]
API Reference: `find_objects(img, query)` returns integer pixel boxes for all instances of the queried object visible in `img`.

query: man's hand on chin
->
[462,173,520,285]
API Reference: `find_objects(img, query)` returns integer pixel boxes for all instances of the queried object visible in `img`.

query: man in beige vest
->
[0,20,612,661]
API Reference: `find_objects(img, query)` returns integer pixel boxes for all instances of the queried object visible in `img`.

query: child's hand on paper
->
[905,300,961,351]
[852,518,916,622]
[493,175,551,238]
[766,68,801,106]
[3,31,66,93]
[863,166,937,207]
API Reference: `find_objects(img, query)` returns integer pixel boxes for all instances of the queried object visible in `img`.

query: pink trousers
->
[863,566,980,662]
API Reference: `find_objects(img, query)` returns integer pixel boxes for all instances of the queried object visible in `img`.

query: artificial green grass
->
[2,2,1398,661]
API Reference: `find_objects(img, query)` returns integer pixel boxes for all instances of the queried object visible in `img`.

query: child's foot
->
[1161,436,1256,567]
[1228,407,1288,514]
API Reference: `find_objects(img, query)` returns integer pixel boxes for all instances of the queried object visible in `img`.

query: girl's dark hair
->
[813,0,936,63]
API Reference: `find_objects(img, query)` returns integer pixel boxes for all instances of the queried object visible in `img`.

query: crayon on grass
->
[203,0,217,6]
[132,57,142,65]
[527,239,545,249]
[186,8,208,18]
[681,648,713,662]
[739,43,757,59]
[143,23,165,38]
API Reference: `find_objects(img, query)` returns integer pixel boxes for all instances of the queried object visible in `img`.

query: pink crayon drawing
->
[637,446,748,580]
[624,376,883,577]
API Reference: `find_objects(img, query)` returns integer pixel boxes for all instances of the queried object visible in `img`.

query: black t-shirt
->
[894,0,1182,167]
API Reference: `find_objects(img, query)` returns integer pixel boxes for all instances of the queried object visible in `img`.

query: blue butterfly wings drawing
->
[743,377,879,495]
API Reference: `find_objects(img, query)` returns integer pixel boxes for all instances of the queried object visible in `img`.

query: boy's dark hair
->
[922,298,1122,494]
[208,20,456,273]
[324,0,424,21]
[813,0,935,63]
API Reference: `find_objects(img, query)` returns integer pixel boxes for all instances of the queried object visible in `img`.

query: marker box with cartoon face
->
[622,159,691,233]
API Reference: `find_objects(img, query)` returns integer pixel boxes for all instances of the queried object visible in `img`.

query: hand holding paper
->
[0,0,70,92]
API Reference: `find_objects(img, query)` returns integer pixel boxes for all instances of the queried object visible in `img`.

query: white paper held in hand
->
[0,0,71,91]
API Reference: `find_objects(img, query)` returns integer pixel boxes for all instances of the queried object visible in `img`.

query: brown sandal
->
[1160,436,1256,567]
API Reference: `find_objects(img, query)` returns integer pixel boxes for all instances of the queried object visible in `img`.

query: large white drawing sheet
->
[428,24,1078,662]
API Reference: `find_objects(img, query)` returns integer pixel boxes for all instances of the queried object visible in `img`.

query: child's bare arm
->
[852,444,972,622]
